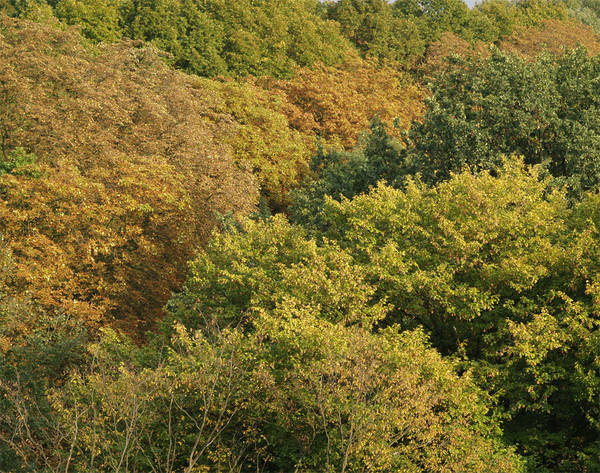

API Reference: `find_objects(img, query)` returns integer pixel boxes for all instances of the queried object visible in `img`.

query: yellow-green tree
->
[315,161,600,471]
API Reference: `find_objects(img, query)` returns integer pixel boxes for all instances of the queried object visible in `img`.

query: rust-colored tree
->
[421,32,489,76]
[423,19,600,75]
[0,17,258,335]
[262,59,425,150]
[499,19,600,57]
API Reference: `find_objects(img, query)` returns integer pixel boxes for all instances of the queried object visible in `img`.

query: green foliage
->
[120,0,228,76]
[408,48,600,196]
[326,0,427,64]
[290,119,405,227]
[122,0,357,77]
[0,146,38,177]
[475,0,568,31]
[54,0,122,42]
[43,299,523,472]
[317,161,567,350]
[394,0,475,41]
[168,214,388,331]
[313,161,600,471]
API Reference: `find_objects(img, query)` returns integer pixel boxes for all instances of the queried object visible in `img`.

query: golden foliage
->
[424,19,600,74]
[191,60,425,211]
[0,17,258,334]
[263,59,425,149]
[422,32,489,74]
[500,19,600,57]
[201,77,314,210]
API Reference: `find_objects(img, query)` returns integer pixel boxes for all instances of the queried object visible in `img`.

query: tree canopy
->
[3,2,600,472]
[0,17,257,333]
[408,48,600,196]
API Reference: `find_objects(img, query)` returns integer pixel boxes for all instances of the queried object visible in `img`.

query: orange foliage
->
[500,19,600,57]
[263,59,425,149]
[422,32,489,75]
[0,17,258,334]
[424,19,600,75]
[190,60,425,210]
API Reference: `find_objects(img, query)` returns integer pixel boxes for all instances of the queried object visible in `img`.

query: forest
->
[2,0,600,471]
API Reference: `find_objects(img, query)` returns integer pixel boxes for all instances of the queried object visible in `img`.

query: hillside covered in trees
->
[2,0,600,471]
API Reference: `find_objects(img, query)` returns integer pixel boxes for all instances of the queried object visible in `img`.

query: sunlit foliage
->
[314,161,600,471]
[2,2,600,472]
[265,59,424,150]
[0,17,257,333]
[499,18,600,56]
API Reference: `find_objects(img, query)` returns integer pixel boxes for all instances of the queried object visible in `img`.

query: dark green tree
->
[290,119,405,227]
[408,48,600,196]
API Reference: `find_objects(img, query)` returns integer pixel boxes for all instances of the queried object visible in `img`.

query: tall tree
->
[0,17,258,334]
[408,48,600,196]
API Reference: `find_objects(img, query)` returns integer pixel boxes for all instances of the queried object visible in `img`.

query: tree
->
[264,59,424,150]
[326,0,426,65]
[0,17,258,335]
[499,18,600,57]
[167,214,387,332]
[202,77,315,211]
[119,0,229,76]
[0,238,89,472]
[290,119,406,227]
[118,0,357,78]
[245,304,523,472]
[162,214,524,471]
[408,48,600,196]
[46,323,251,473]
[54,0,123,42]
[315,161,600,471]
[30,306,523,473]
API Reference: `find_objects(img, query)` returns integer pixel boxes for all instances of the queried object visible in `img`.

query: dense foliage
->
[3,1,600,472]
[0,0,580,74]
[1,0,358,77]
[408,48,600,195]
[0,17,258,333]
